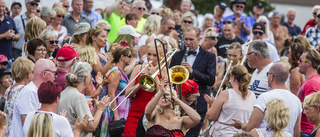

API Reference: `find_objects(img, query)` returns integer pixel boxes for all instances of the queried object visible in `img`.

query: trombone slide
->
[215,60,233,98]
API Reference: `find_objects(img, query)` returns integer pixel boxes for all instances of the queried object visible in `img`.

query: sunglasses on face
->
[151,12,159,15]
[313,12,317,16]
[223,20,233,24]
[260,22,266,25]
[30,2,39,6]
[45,70,57,76]
[168,27,175,30]
[206,36,218,40]
[235,5,244,8]
[36,9,40,13]
[183,20,192,24]
[57,15,64,18]
[124,54,133,58]
[47,40,58,44]
[253,31,264,35]
[63,5,69,9]
[317,14,320,18]
[104,29,111,33]
[136,7,146,11]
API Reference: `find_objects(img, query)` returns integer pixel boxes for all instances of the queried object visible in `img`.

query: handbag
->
[108,118,126,136]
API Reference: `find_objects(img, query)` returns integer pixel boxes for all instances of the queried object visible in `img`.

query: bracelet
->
[98,85,103,89]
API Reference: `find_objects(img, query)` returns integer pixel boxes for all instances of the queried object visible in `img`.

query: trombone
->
[109,47,177,111]
[239,39,253,65]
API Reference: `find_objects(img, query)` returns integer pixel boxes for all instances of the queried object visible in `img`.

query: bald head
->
[34,59,56,78]
[270,62,289,83]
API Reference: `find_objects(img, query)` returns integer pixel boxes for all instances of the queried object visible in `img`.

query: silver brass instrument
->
[109,48,177,111]
[215,60,233,98]
[239,39,253,65]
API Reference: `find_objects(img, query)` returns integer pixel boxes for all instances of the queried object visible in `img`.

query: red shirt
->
[54,70,67,90]
[297,74,320,133]
[301,19,316,35]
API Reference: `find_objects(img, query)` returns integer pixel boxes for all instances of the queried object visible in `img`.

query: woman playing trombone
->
[123,41,169,136]
[144,78,201,136]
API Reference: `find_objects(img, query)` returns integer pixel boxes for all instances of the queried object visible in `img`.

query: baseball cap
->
[252,22,266,33]
[0,55,8,65]
[56,46,80,62]
[218,2,227,10]
[254,2,264,8]
[118,25,141,37]
[0,69,11,79]
[73,22,91,36]
[11,1,22,9]
[25,0,40,4]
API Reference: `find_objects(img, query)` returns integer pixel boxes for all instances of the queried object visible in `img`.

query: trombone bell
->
[169,65,189,84]
[138,74,156,92]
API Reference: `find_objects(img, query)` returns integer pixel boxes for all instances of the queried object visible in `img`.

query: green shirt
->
[120,17,147,33]
[105,12,121,44]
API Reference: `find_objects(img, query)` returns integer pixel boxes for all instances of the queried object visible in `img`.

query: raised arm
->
[177,98,201,129]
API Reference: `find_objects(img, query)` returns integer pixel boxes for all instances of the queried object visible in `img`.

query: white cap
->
[118,25,141,37]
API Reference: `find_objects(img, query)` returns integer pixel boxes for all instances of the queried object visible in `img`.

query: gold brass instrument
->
[239,39,253,65]
[109,48,177,111]
[169,66,189,84]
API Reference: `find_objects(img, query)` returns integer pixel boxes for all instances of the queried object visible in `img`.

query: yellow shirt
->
[120,17,146,33]
[104,12,121,44]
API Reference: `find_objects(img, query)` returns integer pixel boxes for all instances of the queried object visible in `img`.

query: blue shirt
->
[223,14,252,41]
[249,16,256,28]
[13,13,28,50]
[0,16,19,59]
[81,10,102,27]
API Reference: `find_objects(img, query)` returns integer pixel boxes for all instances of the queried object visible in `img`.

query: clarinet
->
[182,47,189,63]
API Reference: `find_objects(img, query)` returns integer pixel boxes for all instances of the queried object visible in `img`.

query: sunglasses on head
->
[168,27,175,30]
[253,31,264,35]
[151,12,159,15]
[223,20,233,24]
[273,11,280,15]
[47,40,58,44]
[183,20,192,24]
[30,2,39,6]
[57,15,64,18]
[136,7,146,11]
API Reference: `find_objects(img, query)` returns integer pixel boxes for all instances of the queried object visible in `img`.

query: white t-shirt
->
[242,41,279,63]
[23,110,74,137]
[52,26,68,46]
[249,63,273,97]
[254,89,302,135]
[11,81,40,137]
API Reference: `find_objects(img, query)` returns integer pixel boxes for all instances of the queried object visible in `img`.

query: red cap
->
[181,79,199,97]
[56,46,80,62]
[0,54,8,64]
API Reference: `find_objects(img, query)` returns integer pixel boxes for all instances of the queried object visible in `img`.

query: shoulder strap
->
[21,15,25,31]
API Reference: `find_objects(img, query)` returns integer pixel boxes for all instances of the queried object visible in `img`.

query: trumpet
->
[109,48,177,111]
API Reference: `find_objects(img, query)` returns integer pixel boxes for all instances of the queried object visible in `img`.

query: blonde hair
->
[24,18,47,40]
[77,46,98,65]
[160,7,173,17]
[203,27,218,40]
[156,89,181,116]
[304,92,320,109]
[53,7,67,16]
[94,20,111,28]
[28,113,54,137]
[11,57,34,83]
[180,12,194,25]
[85,26,105,45]
[265,98,290,137]
[143,15,161,36]
[39,29,57,42]
[257,15,270,39]
[146,40,165,59]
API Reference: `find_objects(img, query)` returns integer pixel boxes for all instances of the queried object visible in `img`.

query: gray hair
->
[65,62,92,87]
[40,7,56,17]
[57,58,75,68]
[250,40,270,59]
[132,0,145,8]
[39,29,58,41]
[286,8,296,15]
[94,20,111,29]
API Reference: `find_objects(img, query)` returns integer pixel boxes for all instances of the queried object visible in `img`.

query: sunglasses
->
[313,12,317,16]
[235,5,244,8]
[136,7,146,11]
[63,5,69,9]
[183,20,192,24]
[57,15,64,18]
[36,9,40,13]
[260,22,266,25]
[30,2,39,6]
[47,40,58,44]
[206,36,218,40]
[45,70,57,76]
[151,12,159,15]
[124,54,133,58]
[223,20,233,24]
[104,29,110,33]
[317,14,320,18]
[266,72,275,77]
[273,11,280,15]
[299,58,310,62]
[253,31,264,35]
[168,27,175,30]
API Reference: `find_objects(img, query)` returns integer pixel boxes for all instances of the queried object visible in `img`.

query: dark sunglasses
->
[30,2,39,6]
[57,15,64,18]
[259,22,266,25]
[313,12,317,16]
[45,70,57,76]
[168,27,175,30]
[137,7,146,11]
[104,29,110,33]
[183,20,192,24]
[50,17,55,20]
[223,20,233,24]
[253,31,264,35]
[317,14,320,18]
[206,36,218,40]
[36,9,40,13]
[151,12,159,15]
[63,5,69,9]
[47,40,58,44]
[124,54,133,58]
[235,5,244,8]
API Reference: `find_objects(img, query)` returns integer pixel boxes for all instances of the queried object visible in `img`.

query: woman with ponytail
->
[206,65,256,137]
[250,98,292,137]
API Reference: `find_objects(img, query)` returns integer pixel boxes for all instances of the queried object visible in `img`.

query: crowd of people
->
[0,0,320,137]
